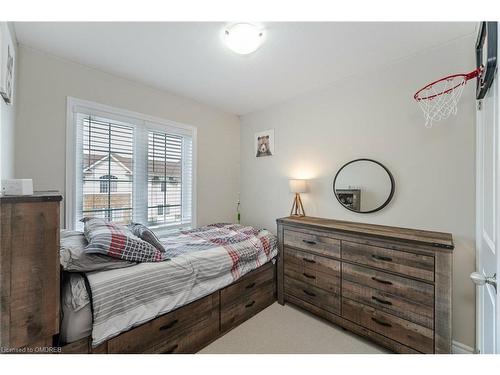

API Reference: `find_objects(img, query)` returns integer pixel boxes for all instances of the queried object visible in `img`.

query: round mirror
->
[333,159,395,213]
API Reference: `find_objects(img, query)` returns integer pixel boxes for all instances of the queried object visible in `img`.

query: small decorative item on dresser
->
[289,179,307,217]
[1,179,34,196]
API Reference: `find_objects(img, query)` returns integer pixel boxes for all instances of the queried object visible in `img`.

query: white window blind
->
[147,131,182,225]
[81,116,134,223]
[68,98,196,231]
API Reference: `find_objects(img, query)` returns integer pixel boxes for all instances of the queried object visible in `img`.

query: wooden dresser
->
[0,192,62,352]
[277,216,454,354]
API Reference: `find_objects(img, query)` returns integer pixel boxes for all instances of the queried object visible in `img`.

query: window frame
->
[66,97,197,231]
[99,175,119,194]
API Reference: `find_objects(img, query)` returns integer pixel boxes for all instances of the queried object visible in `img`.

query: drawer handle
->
[302,258,316,264]
[371,254,393,262]
[371,317,392,327]
[372,296,393,305]
[159,319,179,331]
[302,239,317,245]
[302,289,316,297]
[245,300,256,308]
[164,344,179,354]
[371,276,393,285]
[302,272,316,280]
[245,282,256,289]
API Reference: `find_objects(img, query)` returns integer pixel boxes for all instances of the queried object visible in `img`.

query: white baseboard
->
[452,340,475,354]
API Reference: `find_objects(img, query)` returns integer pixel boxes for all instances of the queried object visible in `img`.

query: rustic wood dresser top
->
[277,216,454,250]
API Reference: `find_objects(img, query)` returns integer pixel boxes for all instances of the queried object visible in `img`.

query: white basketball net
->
[416,75,467,128]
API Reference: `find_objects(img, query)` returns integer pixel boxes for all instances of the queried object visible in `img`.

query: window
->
[152,176,166,192]
[148,131,183,225]
[67,98,196,231]
[99,175,118,193]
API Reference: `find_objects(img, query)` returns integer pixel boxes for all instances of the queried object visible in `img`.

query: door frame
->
[475,70,500,354]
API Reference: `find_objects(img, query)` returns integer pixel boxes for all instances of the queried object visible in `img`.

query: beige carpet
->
[200,302,390,354]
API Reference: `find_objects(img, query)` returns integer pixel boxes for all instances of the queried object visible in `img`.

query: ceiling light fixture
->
[223,23,264,55]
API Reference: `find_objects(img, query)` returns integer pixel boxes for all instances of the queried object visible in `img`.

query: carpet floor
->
[199,302,390,354]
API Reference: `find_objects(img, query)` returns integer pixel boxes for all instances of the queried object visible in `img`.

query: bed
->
[59,223,278,353]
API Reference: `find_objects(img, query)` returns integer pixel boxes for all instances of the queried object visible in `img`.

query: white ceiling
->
[14,22,476,115]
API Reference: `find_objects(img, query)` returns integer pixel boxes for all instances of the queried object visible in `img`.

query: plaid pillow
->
[128,222,166,253]
[82,218,165,262]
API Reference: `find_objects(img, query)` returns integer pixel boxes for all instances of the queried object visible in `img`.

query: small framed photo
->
[0,23,15,105]
[255,129,275,157]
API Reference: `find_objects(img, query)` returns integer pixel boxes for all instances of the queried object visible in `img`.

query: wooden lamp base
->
[290,193,305,216]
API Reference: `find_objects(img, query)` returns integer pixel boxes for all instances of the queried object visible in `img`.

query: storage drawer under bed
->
[220,261,275,308]
[221,279,276,333]
[107,293,219,353]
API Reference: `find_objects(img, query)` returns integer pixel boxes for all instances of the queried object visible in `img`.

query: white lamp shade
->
[289,179,307,193]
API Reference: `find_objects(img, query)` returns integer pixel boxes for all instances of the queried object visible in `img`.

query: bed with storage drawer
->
[277,216,454,354]
[0,193,278,354]
[61,261,276,354]
[58,222,278,353]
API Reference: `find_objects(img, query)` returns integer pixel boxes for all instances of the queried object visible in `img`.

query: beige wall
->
[14,45,240,227]
[240,35,477,348]
[0,23,17,180]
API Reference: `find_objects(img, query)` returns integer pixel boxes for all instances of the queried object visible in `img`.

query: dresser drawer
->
[342,240,434,282]
[221,282,275,333]
[285,247,340,276]
[284,276,340,314]
[342,280,434,329]
[284,249,340,293]
[284,229,340,258]
[342,298,434,353]
[108,293,218,353]
[342,263,434,307]
[221,262,275,308]
[285,265,340,294]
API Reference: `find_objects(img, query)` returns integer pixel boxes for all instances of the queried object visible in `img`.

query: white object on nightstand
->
[1,179,34,196]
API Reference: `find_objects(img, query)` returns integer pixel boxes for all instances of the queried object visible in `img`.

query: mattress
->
[60,223,277,347]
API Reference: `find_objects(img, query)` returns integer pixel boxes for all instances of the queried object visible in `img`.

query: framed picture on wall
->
[255,129,275,157]
[0,22,15,105]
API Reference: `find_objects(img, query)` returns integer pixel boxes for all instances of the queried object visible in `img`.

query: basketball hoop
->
[414,67,482,128]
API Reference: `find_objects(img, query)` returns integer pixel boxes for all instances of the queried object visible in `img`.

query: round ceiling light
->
[223,23,264,55]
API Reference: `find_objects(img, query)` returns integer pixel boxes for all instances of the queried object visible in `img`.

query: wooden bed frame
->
[0,193,276,354]
[61,261,277,354]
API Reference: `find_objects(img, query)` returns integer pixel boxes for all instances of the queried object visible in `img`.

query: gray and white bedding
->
[60,273,92,344]
[60,223,278,347]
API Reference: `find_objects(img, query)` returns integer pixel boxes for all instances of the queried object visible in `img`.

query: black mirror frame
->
[332,158,395,214]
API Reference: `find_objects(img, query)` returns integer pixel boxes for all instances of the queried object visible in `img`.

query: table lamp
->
[289,179,307,216]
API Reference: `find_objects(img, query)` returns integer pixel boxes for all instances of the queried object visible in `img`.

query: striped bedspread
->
[85,223,278,347]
